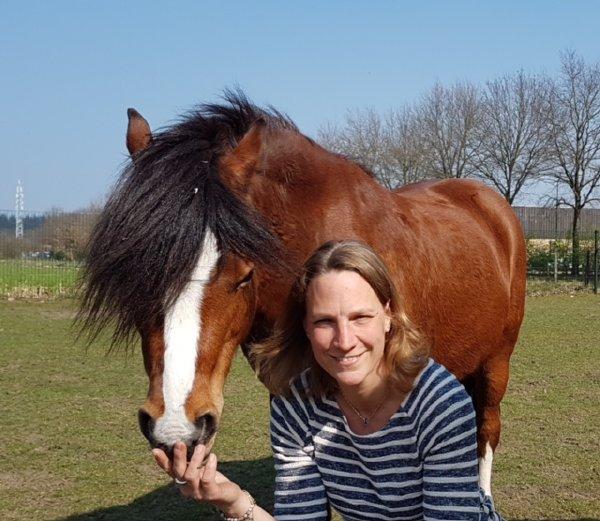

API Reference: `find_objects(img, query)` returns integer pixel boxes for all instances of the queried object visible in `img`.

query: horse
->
[79,91,526,497]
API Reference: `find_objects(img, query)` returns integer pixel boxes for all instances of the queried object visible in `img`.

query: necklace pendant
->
[363,418,369,425]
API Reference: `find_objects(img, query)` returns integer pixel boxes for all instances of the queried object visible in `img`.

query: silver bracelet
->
[220,490,255,521]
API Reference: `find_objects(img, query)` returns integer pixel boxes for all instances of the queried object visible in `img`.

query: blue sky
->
[2,1,600,211]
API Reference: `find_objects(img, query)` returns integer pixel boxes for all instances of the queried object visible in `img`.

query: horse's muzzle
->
[138,409,217,461]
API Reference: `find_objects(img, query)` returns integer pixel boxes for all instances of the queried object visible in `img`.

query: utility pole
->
[15,179,24,239]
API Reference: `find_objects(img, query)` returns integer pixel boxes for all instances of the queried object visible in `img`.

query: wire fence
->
[513,206,600,240]
[0,207,598,297]
[0,210,98,296]
[514,206,600,286]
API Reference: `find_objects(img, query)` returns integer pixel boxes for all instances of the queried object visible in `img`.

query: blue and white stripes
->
[270,359,503,521]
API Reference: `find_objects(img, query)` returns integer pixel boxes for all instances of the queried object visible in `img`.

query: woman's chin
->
[333,370,366,388]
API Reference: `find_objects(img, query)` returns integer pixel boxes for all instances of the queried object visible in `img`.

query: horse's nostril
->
[138,409,154,443]
[194,413,217,443]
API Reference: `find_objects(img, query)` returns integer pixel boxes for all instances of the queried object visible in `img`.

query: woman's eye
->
[314,318,333,326]
[236,270,254,290]
[353,315,373,323]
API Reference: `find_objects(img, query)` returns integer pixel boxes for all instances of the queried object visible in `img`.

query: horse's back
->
[395,179,524,278]
[388,178,526,375]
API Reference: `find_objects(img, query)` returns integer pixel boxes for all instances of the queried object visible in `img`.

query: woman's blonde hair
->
[253,240,429,397]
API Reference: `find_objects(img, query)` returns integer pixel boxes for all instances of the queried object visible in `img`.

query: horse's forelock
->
[78,91,293,346]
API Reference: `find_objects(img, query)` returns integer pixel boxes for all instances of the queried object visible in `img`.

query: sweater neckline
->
[322,358,433,438]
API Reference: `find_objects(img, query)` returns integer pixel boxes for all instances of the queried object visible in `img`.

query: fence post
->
[584,250,590,286]
[554,199,559,283]
[594,230,598,295]
[554,240,558,283]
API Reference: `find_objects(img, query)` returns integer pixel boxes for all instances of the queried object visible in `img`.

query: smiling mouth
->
[330,353,365,363]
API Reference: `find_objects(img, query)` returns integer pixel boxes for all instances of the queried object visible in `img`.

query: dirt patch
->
[40,309,78,320]
[0,469,72,492]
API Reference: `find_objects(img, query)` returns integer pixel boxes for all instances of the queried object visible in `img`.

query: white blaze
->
[478,441,494,497]
[153,231,219,446]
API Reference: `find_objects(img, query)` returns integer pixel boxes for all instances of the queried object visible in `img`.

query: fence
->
[513,206,600,240]
[0,210,98,296]
[0,207,598,296]
[514,206,600,286]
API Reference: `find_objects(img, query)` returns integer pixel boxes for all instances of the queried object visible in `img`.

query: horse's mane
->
[79,90,294,346]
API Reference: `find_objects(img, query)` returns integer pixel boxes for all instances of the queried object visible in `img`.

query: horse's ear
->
[126,108,152,155]
[220,119,266,189]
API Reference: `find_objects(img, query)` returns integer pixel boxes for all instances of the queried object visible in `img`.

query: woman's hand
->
[152,441,251,516]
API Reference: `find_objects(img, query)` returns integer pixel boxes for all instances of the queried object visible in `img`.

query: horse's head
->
[136,232,259,456]
[80,96,294,456]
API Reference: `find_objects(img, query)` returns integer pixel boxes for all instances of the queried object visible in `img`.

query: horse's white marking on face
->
[153,231,219,446]
[478,441,494,497]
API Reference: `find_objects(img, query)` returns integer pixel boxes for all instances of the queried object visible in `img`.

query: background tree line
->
[0,205,100,261]
[318,50,600,275]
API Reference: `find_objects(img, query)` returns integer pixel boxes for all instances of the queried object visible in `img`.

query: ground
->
[0,295,598,520]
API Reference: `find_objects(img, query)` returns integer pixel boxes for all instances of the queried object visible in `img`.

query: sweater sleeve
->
[419,378,504,521]
[270,393,330,521]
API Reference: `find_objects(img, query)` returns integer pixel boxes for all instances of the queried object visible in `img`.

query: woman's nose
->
[334,321,357,350]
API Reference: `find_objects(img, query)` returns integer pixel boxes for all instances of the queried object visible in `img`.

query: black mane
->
[79,91,295,345]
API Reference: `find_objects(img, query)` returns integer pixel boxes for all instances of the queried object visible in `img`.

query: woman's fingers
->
[155,447,242,510]
[183,444,206,483]
[151,443,231,504]
[172,441,188,480]
[202,453,218,484]
[200,453,219,499]
[152,448,172,476]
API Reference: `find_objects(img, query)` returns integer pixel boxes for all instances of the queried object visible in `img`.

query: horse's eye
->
[236,269,254,290]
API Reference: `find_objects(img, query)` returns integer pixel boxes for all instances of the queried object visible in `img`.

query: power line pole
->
[15,179,24,238]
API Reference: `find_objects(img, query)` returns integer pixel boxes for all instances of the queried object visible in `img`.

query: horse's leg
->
[473,353,511,498]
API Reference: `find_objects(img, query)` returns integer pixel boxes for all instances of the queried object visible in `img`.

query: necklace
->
[339,392,387,425]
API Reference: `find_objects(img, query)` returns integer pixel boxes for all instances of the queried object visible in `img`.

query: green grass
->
[0,260,81,297]
[493,294,600,518]
[1,259,597,300]
[0,296,599,520]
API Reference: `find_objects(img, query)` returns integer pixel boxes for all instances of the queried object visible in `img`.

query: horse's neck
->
[254,140,388,228]
[249,141,395,324]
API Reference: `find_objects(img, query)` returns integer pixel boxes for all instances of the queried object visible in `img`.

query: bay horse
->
[80,92,526,497]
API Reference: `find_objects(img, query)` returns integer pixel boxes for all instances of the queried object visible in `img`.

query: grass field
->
[1,254,597,300]
[0,260,81,297]
[0,295,599,520]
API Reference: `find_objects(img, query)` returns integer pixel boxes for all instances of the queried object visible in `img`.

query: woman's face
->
[304,270,391,390]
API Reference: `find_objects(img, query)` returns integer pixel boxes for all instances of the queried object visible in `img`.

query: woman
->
[153,240,503,520]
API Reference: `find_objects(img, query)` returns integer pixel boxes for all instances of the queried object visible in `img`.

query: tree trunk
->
[571,206,581,278]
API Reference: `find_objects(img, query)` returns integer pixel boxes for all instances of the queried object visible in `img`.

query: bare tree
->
[416,81,482,179]
[474,71,552,204]
[317,107,426,189]
[546,50,600,275]
[383,106,428,187]
[39,205,100,261]
[318,108,386,178]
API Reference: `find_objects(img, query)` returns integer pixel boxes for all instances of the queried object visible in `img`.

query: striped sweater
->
[270,359,503,521]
